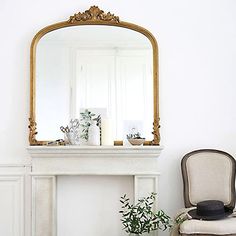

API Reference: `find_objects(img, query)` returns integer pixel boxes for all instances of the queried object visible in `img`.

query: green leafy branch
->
[79,109,101,141]
[119,193,172,235]
[126,132,143,139]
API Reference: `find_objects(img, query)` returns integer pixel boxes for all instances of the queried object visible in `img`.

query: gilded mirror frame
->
[29,6,160,146]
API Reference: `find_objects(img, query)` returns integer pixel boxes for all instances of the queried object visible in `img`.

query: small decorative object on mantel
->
[60,119,80,145]
[47,139,65,146]
[119,192,172,235]
[126,128,145,146]
[80,109,101,146]
[101,118,113,145]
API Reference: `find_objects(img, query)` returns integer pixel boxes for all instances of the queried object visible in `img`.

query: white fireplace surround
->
[28,146,163,236]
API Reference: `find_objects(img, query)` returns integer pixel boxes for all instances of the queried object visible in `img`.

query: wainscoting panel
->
[0,175,24,236]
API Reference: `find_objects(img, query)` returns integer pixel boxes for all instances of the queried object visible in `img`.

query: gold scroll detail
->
[152,118,160,145]
[68,6,119,23]
[28,118,44,145]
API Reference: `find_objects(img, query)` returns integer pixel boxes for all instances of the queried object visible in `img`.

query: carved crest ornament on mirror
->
[28,6,160,146]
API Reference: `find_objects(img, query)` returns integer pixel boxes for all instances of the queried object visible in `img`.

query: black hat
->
[188,200,233,221]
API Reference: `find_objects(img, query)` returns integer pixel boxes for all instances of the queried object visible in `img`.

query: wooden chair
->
[179,149,236,236]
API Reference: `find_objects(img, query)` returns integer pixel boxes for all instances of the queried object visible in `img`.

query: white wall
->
[0,0,236,235]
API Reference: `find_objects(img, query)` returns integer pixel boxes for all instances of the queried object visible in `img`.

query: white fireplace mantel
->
[28,146,163,175]
[27,146,163,236]
[28,145,163,157]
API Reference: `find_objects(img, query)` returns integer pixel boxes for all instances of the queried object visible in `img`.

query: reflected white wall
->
[36,26,153,141]
[36,43,70,140]
[75,49,153,140]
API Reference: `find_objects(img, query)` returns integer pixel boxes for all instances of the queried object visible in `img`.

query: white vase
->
[87,121,100,145]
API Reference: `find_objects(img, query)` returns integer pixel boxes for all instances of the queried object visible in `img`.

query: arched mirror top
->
[29,6,160,146]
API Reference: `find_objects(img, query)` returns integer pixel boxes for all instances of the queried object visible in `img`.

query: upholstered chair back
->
[181,149,236,209]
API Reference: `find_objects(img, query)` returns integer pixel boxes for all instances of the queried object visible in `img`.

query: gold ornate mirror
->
[29,6,160,145]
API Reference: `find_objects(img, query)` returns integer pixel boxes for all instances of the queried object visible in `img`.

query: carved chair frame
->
[181,149,236,209]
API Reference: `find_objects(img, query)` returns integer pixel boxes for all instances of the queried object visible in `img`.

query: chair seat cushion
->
[180,217,236,235]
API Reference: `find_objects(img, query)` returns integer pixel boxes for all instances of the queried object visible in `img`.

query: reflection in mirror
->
[36,26,153,142]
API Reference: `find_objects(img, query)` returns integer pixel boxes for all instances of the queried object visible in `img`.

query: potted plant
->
[80,109,101,145]
[126,131,145,146]
[119,192,172,235]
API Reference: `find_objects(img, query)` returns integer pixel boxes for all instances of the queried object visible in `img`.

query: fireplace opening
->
[57,175,133,236]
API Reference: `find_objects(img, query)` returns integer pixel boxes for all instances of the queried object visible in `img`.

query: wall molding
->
[0,164,31,236]
[0,175,24,236]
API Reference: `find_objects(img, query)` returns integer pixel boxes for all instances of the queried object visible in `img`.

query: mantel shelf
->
[28,145,163,175]
[27,145,163,158]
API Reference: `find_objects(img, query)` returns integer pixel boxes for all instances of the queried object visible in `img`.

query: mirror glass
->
[36,25,153,141]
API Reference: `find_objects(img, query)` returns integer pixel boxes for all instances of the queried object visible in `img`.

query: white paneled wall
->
[0,176,23,236]
[0,165,31,236]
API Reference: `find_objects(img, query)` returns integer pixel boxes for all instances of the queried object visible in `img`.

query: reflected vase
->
[86,121,100,146]
[64,131,80,145]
